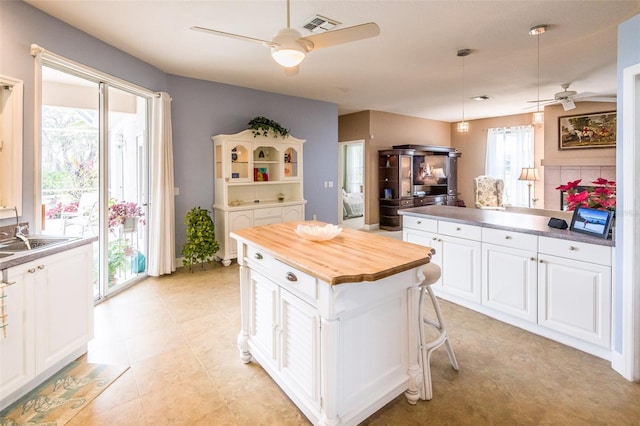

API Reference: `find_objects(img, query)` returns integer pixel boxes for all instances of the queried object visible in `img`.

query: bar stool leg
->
[418,281,459,401]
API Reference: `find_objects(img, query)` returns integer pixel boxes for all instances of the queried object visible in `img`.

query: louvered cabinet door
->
[279,288,321,410]
[248,271,279,370]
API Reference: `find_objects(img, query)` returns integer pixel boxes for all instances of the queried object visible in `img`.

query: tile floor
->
[70,260,640,425]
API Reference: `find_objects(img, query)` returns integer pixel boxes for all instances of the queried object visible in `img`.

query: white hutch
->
[212,130,306,266]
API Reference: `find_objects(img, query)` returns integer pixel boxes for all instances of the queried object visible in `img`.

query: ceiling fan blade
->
[302,22,380,50]
[190,26,271,45]
[561,99,576,111]
[582,96,617,102]
[526,98,555,103]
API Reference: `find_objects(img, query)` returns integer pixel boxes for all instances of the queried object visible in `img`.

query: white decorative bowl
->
[295,224,342,241]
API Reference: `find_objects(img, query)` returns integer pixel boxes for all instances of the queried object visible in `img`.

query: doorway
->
[39,65,149,302]
[338,140,365,229]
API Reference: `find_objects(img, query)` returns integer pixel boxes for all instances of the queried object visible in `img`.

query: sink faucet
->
[13,207,31,250]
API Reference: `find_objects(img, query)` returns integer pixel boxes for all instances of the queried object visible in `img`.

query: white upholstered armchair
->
[473,176,505,210]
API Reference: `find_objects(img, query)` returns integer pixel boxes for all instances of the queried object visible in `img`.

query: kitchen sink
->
[0,236,77,253]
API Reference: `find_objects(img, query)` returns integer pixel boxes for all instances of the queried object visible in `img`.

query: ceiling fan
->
[191,0,380,75]
[528,83,616,111]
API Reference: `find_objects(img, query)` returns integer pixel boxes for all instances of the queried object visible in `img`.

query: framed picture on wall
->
[558,111,616,150]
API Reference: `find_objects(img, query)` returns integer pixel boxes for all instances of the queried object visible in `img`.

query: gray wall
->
[0,1,339,256]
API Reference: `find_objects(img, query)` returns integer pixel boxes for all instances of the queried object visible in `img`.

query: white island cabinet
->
[0,243,94,411]
[213,130,306,266]
[400,205,614,361]
[232,221,434,425]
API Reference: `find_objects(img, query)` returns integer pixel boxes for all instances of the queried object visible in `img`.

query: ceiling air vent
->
[302,15,341,32]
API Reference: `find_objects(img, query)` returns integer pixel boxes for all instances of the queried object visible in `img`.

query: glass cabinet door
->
[282,145,300,180]
[400,155,412,198]
[228,142,251,182]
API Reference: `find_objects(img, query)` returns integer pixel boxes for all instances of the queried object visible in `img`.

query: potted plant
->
[108,199,146,233]
[108,238,129,286]
[182,207,220,271]
[248,116,289,138]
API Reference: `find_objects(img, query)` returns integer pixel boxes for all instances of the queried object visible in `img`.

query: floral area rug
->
[0,361,129,426]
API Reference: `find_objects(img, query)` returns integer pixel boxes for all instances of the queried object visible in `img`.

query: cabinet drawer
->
[482,227,538,252]
[538,236,612,266]
[402,216,438,233]
[254,207,282,219]
[438,221,481,240]
[273,259,317,305]
[247,246,274,271]
[400,198,415,207]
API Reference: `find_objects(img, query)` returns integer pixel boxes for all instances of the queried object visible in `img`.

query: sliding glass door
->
[40,65,149,301]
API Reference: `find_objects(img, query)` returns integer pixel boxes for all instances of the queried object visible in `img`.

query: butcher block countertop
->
[231,221,434,285]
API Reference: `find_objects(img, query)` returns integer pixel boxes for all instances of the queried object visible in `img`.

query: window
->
[485,126,534,207]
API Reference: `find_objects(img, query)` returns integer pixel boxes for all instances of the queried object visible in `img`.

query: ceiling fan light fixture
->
[271,28,308,67]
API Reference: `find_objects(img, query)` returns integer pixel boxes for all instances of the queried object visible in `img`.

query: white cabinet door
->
[248,270,279,369]
[279,288,320,409]
[440,234,481,302]
[34,245,94,372]
[0,264,35,398]
[227,210,254,258]
[403,227,442,285]
[538,254,611,348]
[282,205,304,223]
[482,243,537,322]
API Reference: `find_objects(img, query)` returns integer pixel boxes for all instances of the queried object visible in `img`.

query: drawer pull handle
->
[539,259,544,263]
[28,268,36,273]
[417,220,422,224]
[505,235,512,240]
[569,246,578,251]
[37,265,45,270]
[286,272,297,282]
[456,227,462,231]
[530,257,536,261]
[254,253,263,260]
[432,237,437,241]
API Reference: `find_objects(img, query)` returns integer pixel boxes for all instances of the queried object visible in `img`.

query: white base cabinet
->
[538,236,612,349]
[403,216,481,302]
[403,215,613,359]
[0,244,94,411]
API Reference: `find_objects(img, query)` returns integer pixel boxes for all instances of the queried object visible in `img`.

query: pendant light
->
[457,48,471,133]
[530,24,547,127]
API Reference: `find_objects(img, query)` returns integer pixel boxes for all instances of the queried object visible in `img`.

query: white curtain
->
[148,92,176,276]
[344,143,363,193]
[485,126,534,207]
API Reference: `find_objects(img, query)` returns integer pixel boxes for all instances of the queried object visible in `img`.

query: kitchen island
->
[400,205,614,360]
[231,221,434,425]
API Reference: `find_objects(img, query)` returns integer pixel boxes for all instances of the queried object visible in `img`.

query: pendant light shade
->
[530,24,547,127]
[457,48,471,133]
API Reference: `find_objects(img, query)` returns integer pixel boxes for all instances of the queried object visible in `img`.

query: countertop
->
[231,221,434,285]
[0,235,98,270]
[400,205,614,247]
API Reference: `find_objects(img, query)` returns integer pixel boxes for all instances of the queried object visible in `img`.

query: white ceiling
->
[25,0,639,122]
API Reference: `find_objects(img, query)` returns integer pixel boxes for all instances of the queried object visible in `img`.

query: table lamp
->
[519,167,540,208]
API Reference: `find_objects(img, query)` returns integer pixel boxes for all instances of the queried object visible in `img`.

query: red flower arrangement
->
[556,178,616,211]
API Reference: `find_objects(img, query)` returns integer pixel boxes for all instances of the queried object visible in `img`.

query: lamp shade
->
[518,167,540,181]
[532,111,544,127]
